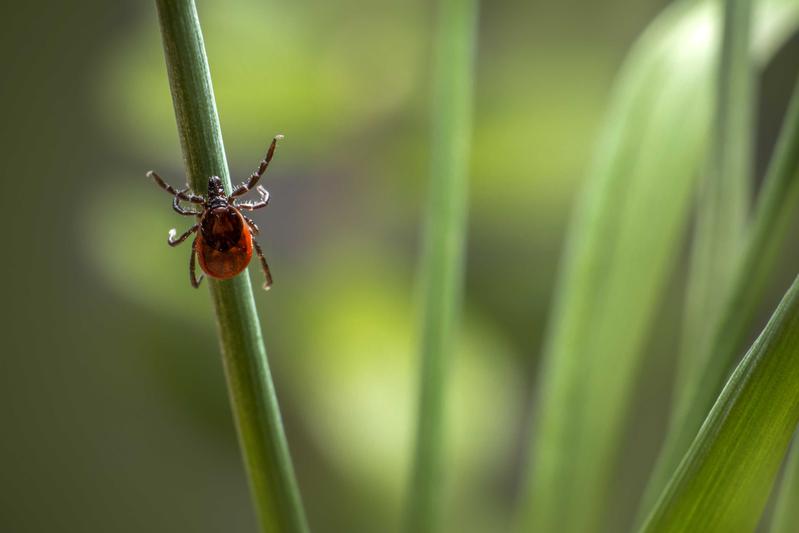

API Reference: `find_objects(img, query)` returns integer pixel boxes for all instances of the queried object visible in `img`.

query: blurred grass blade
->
[637,0,754,517]
[640,276,799,533]
[516,1,799,532]
[677,0,752,414]
[770,435,799,533]
[154,1,309,532]
[404,0,479,532]
[640,73,799,520]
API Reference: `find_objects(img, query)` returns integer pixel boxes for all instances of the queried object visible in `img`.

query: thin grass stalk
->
[154,1,309,531]
[404,0,479,531]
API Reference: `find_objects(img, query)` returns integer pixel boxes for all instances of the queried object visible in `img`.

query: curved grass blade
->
[640,276,799,533]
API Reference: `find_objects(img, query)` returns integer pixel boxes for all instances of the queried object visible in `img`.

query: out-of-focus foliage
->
[83,181,213,323]
[280,252,522,525]
[3,0,799,532]
[520,2,716,529]
[641,41,799,523]
[102,0,425,160]
[84,0,623,527]
[519,1,799,532]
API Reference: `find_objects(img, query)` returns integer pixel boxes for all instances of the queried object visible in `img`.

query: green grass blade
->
[641,74,799,522]
[640,276,799,533]
[516,2,799,532]
[637,0,755,518]
[678,0,752,413]
[770,436,799,533]
[154,2,309,532]
[404,0,479,532]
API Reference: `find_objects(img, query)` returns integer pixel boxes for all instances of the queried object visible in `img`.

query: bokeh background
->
[2,1,798,532]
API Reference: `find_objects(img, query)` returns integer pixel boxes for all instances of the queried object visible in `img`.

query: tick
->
[147,135,284,290]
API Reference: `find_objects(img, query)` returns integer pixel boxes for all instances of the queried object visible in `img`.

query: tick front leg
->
[168,224,199,247]
[252,238,273,290]
[190,237,203,288]
[230,134,283,198]
[173,188,203,216]
[147,170,205,203]
[236,186,270,211]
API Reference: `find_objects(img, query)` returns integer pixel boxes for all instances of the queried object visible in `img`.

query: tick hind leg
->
[241,214,260,234]
[190,237,203,288]
[230,135,283,198]
[252,238,273,290]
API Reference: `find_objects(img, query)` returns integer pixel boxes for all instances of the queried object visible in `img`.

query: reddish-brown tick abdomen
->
[195,206,253,279]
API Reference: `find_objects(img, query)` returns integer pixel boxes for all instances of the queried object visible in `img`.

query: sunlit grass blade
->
[404,0,479,532]
[677,0,752,417]
[640,276,799,533]
[153,1,308,531]
[637,0,754,518]
[516,1,799,532]
[517,4,715,530]
[640,74,799,521]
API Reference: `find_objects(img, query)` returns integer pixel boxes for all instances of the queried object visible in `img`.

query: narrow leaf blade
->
[641,276,799,533]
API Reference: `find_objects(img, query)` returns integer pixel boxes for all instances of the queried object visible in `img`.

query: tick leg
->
[236,186,270,211]
[147,170,204,204]
[252,237,273,290]
[190,237,203,288]
[168,224,199,247]
[173,188,203,216]
[242,214,260,234]
[230,134,283,198]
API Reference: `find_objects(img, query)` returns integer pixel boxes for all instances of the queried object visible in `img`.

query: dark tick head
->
[207,176,225,198]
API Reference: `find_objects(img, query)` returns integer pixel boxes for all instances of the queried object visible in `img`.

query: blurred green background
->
[1,1,798,532]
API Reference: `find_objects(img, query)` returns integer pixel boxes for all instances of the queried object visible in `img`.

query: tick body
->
[196,206,253,279]
[147,135,283,290]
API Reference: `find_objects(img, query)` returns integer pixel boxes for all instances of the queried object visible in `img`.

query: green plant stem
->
[404,0,478,532]
[640,75,799,522]
[154,2,308,532]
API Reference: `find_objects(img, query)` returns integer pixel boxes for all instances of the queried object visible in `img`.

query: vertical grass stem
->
[154,2,309,531]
